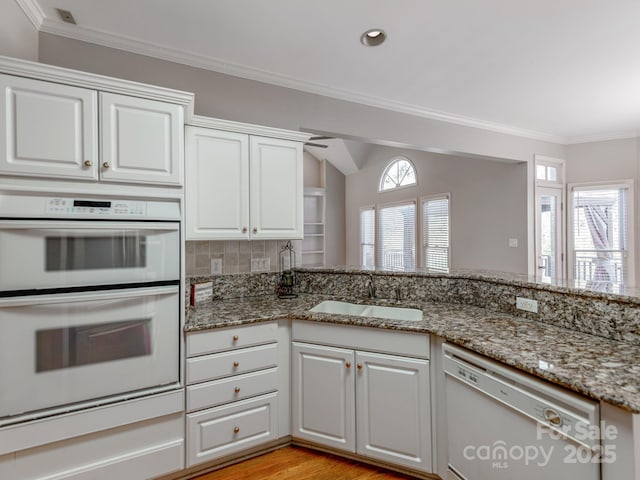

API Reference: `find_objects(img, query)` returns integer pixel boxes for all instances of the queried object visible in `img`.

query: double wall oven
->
[0,193,181,426]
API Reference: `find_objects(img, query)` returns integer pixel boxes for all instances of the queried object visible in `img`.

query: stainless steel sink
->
[309,300,423,321]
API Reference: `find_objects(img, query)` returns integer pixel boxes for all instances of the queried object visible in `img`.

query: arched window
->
[379,156,417,191]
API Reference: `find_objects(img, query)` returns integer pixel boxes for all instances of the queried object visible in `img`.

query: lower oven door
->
[0,285,179,422]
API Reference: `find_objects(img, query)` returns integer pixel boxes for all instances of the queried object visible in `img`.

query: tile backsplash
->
[185,240,302,276]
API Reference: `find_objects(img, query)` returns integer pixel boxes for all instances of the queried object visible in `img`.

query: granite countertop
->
[186,294,640,414]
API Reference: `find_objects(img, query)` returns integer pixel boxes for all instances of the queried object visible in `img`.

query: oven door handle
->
[0,285,179,307]
[0,221,179,231]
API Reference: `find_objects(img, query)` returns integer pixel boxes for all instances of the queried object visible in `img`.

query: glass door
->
[535,187,564,281]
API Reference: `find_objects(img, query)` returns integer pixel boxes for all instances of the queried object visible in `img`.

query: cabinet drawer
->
[187,392,278,467]
[187,343,278,384]
[187,367,278,412]
[187,322,277,357]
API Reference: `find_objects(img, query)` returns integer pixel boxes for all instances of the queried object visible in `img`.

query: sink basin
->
[309,300,423,322]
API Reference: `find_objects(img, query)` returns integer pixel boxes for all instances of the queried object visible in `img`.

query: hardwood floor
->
[194,446,418,480]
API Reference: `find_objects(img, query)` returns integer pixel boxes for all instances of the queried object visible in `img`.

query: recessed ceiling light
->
[360,29,386,47]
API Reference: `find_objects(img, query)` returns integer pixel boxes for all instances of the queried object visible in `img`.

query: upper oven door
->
[0,221,179,293]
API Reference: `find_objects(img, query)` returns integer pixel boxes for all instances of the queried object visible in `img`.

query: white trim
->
[566,131,640,145]
[34,19,571,144]
[187,115,311,142]
[567,179,635,288]
[0,55,195,116]
[14,0,45,30]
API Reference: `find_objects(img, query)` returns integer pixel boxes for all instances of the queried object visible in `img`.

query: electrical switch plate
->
[210,258,222,275]
[251,257,270,272]
[509,238,518,248]
[516,297,538,313]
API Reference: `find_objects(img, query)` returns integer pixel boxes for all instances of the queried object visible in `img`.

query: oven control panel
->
[46,198,147,217]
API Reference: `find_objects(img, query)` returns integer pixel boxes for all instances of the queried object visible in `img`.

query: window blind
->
[378,202,416,271]
[422,196,449,272]
[571,185,629,287]
[360,207,375,269]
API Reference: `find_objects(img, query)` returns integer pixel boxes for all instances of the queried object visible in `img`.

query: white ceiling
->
[19,0,640,143]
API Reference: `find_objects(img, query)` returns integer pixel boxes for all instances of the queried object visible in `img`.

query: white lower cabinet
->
[292,323,432,474]
[186,322,280,468]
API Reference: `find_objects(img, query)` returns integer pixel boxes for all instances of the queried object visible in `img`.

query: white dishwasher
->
[443,343,601,480]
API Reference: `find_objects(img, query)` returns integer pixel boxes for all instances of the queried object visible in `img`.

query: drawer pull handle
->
[357,363,363,370]
[233,361,240,367]
[345,362,351,369]
[233,426,240,434]
[102,162,110,169]
[233,335,239,341]
[83,160,92,167]
[234,387,241,393]
[253,227,258,234]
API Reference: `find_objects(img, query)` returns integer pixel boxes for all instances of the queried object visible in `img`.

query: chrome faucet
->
[366,274,376,298]
[394,285,402,301]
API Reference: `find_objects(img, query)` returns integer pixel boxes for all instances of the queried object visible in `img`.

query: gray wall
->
[38,33,565,163]
[345,145,528,273]
[0,0,38,61]
[325,161,346,265]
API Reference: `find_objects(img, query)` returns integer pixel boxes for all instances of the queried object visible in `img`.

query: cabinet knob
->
[233,426,240,434]
[234,387,241,393]
[242,227,248,234]
[232,335,239,342]
[253,227,258,234]
[83,160,92,167]
[233,361,239,367]
[345,362,351,369]
[102,162,110,169]
[357,363,363,370]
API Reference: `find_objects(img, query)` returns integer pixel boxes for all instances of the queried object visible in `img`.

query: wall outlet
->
[210,258,222,275]
[251,257,270,272]
[508,238,518,248]
[516,297,538,313]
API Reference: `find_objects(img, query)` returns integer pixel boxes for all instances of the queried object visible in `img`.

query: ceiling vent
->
[56,8,77,25]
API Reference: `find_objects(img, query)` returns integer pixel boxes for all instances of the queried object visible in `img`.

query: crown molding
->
[38,19,568,145]
[0,54,194,116]
[565,131,640,145]
[188,115,312,142]
[14,0,45,30]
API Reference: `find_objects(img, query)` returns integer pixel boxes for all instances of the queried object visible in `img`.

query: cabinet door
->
[100,92,183,185]
[356,351,432,473]
[250,136,303,239]
[0,74,98,180]
[291,342,355,452]
[185,127,250,239]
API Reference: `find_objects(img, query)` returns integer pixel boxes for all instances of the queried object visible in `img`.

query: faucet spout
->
[366,274,376,298]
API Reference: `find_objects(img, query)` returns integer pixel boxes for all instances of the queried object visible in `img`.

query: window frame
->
[567,179,635,289]
[376,199,417,272]
[420,193,451,272]
[378,156,418,193]
[359,205,376,270]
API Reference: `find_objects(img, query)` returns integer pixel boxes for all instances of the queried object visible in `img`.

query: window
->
[379,156,417,191]
[569,182,634,290]
[378,201,416,271]
[422,195,450,271]
[360,206,375,269]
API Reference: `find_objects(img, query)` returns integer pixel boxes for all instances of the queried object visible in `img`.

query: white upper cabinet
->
[0,74,98,180]
[185,118,308,240]
[185,127,250,239]
[100,93,183,186]
[250,136,303,240]
[0,58,193,188]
